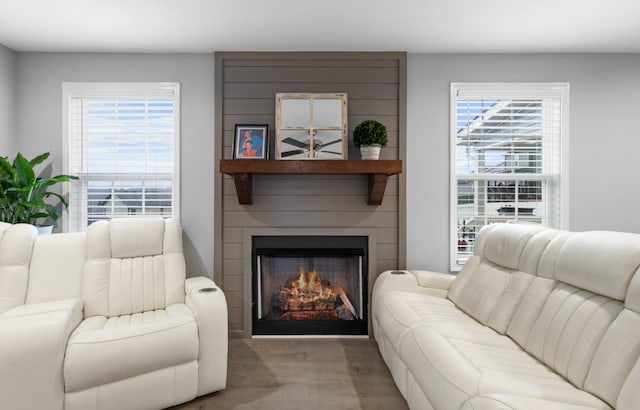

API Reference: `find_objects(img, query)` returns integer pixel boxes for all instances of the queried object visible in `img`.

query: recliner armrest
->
[3,298,83,321]
[185,276,228,395]
[0,298,84,410]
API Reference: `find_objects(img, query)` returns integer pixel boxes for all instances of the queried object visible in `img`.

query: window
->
[62,83,180,232]
[450,83,568,270]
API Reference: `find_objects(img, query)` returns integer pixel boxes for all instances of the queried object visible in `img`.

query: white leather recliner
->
[64,218,227,410]
[0,218,228,410]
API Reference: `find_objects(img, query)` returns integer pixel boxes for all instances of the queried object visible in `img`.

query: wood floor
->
[170,338,409,410]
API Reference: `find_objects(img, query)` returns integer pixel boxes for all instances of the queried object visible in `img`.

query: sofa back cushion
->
[581,250,640,408]
[523,283,623,389]
[448,223,558,333]
[614,273,640,409]
[83,218,186,318]
[516,231,640,408]
[26,232,86,304]
[0,223,37,314]
[556,231,640,300]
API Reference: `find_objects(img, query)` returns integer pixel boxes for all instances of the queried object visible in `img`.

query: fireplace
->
[252,236,368,335]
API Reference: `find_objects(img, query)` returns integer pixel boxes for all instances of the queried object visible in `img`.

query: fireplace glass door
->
[252,236,367,335]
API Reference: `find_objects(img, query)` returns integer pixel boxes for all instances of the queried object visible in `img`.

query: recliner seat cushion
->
[64,303,198,392]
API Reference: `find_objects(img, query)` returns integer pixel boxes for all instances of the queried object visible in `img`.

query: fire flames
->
[277,267,356,320]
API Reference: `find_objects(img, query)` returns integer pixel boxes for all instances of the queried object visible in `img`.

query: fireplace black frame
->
[252,235,368,336]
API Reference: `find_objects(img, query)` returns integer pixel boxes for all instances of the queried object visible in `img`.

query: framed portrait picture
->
[233,125,269,159]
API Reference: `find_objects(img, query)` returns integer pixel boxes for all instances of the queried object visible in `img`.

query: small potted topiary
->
[353,120,388,160]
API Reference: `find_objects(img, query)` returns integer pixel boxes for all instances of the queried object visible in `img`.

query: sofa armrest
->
[2,298,83,320]
[185,276,228,395]
[409,270,456,291]
[0,299,83,410]
[372,270,455,302]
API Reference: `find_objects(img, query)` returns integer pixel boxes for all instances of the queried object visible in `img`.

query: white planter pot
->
[359,145,381,160]
[35,225,53,235]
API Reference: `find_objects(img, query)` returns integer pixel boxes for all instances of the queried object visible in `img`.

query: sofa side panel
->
[185,276,228,395]
[26,232,86,304]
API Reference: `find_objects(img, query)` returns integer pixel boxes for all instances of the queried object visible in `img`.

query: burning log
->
[338,289,358,319]
[276,267,356,320]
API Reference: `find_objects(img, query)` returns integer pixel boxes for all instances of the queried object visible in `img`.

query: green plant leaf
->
[28,152,50,168]
[43,191,69,208]
[13,153,36,187]
[44,203,59,221]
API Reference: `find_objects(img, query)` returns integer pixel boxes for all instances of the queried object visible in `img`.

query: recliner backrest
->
[0,223,37,314]
[82,218,186,318]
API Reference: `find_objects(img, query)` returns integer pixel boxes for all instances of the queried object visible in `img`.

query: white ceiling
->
[1,0,640,53]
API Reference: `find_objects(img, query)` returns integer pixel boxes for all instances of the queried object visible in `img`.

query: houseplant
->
[353,119,388,160]
[0,152,77,232]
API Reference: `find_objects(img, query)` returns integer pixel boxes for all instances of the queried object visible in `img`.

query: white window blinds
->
[63,83,180,232]
[450,83,568,270]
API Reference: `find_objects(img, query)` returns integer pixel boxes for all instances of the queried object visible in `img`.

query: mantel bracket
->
[233,173,253,205]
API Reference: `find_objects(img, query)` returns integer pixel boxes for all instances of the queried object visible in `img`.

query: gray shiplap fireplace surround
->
[214,52,407,337]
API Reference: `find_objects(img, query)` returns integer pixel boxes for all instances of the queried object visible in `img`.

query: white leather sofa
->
[373,223,640,409]
[0,218,228,410]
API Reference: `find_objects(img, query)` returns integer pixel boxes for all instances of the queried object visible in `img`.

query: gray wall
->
[15,53,216,279]
[10,51,640,279]
[406,53,640,272]
[0,44,17,156]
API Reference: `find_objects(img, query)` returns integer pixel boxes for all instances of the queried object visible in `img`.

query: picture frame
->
[233,125,269,159]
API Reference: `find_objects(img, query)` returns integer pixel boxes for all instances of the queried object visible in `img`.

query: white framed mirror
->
[275,93,347,160]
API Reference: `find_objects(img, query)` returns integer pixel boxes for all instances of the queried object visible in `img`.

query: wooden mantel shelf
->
[219,159,402,206]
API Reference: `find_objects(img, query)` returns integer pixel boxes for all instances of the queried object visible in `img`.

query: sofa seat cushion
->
[461,394,611,410]
[400,323,611,410]
[374,290,513,354]
[64,303,198,393]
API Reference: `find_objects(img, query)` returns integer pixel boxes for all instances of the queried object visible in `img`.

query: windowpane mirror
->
[276,93,347,160]
[280,130,312,159]
[313,99,343,127]
[280,99,311,127]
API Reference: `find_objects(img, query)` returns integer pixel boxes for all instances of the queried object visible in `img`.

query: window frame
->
[61,82,181,232]
[449,82,569,271]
